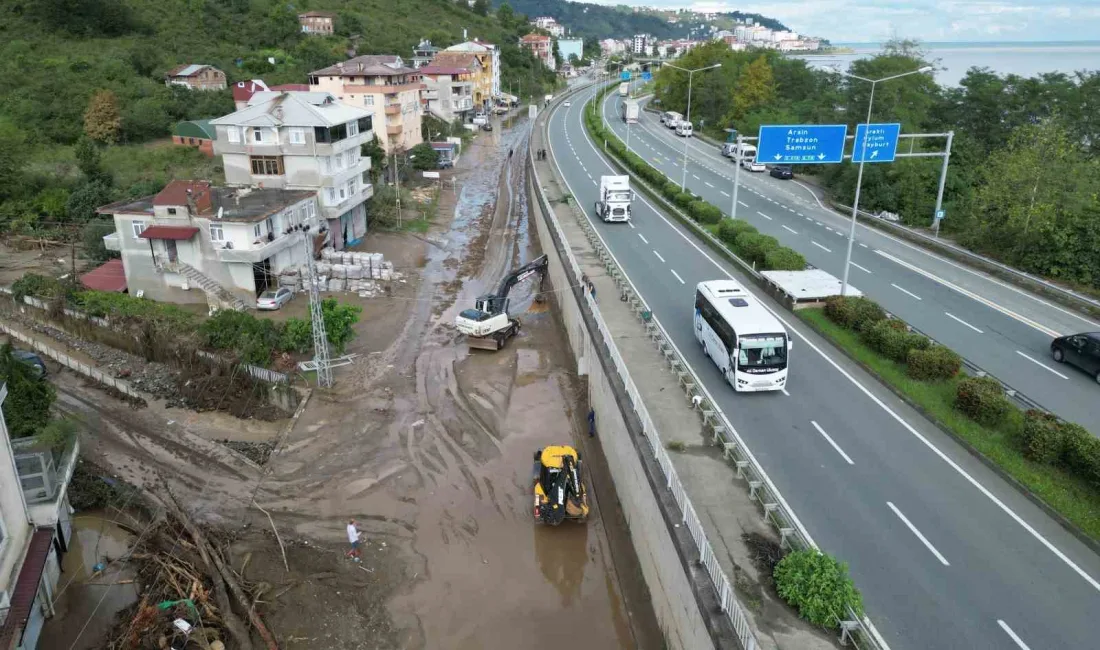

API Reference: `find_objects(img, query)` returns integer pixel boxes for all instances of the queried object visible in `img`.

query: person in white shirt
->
[346,519,362,562]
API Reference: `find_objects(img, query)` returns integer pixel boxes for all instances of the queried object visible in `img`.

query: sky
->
[582,1,1100,43]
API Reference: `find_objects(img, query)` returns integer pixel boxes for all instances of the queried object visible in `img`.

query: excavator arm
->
[477,254,549,315]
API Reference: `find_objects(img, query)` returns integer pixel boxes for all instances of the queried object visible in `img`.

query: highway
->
[600,92,1100,437]
[546,83,1100,650]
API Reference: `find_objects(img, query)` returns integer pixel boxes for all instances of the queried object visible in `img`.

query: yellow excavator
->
[533,445,589,525]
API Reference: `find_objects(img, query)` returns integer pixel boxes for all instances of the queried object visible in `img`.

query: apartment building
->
[410,39,441,69]
[420,65,477,123]
[308,55,424,153]
[0,383,79,650]
[632,34,651,55]
[443,40,500,103]
[531,16,564,37]
[298,11,335,34]
[520,33,555,71]
[428,52,488,110]
[165,64,227,91]
[557,38,583,63]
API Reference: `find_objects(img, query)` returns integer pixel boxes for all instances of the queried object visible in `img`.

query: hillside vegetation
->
[0,0,558,244]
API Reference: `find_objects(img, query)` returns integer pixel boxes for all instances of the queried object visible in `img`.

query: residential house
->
[308,55,424,153]
[443,40,500,103]
[98,181,326,306]
[410,39,441,69]
[531,17,564,37]
[298,11,336,34]
[428,52,489,111]
[419,65,477,123]
[557,38,583,64]
[165,64,227,91]
[172,119,216,156]
[0,382,79,650]
[232,80,312,109]
[520,33,555,71]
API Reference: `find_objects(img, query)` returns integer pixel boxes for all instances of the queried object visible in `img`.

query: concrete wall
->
[526,168,715,650]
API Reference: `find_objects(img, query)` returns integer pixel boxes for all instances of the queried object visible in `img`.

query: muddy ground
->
[44,112,661,649]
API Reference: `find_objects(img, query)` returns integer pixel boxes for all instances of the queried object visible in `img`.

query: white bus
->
[661,111,682,128]
[694,280,791,392]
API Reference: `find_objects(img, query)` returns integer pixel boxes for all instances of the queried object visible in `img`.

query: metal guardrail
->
[536,86,885,649]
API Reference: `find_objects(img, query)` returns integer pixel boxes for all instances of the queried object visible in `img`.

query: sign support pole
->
[841,81,876,297]
[731,134,743,220]
[932,130,954,238]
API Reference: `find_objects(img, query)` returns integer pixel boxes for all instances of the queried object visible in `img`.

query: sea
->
[794,41,1100,87]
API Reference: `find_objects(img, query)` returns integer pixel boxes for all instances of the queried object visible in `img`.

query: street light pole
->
[838,65,933,297]
[933,130,954,238]
[664,62,720,192]
[730,133,743,219]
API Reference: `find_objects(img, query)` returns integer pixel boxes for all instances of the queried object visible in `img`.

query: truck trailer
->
[620,99,640,124]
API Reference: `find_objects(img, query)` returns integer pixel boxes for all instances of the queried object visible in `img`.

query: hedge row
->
[582,92,805,270]
[1020,410,1100,487]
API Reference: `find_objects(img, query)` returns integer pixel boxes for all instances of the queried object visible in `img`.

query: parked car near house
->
[257,287,294,310]
[11,349,47,377]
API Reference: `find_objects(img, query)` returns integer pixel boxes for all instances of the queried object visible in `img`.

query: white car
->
[257,287,293,310]
[563,101,571,107]
[741,158,767,172]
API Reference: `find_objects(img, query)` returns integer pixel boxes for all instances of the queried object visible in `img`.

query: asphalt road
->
[599,92,1100,437]
[547,84,1100,650]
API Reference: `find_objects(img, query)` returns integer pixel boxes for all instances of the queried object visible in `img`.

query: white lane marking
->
[653,250,666,263]
[705,181,715,188]
[782,225,799,235]
[826,227,835,232]
[887,502,951,566]
[738,201,749,207]
[797,212,805,217]
[638,233,649,244]
[850,261,872,274]
[892,283,923,301]
[997,620,1032,650]
[757,211,773,221]
[811,421,854,465]
[628,221,635,229]
[671,269,686,284]
[875,250,1063,339]
[815,221,823,226]
[811,241,832,253]
[1016,351,1068,379]
[720,190,730,197]
[692,174,701,180]
[859,243,869,249]
[557,92,1100,596]
[945,312,983,334]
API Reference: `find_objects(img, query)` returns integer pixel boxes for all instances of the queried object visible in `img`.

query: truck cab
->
[595,175,634,223]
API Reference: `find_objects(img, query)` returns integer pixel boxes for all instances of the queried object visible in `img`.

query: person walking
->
[587,408,596,438]
[346,519,363,562]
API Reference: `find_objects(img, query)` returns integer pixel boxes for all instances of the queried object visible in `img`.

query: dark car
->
[770,165,794,180]
[1051,333,1100,383]
[481,123,493,132]
[11,350,47,378]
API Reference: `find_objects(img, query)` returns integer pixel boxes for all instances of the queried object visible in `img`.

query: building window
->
[363,95,374,107]
[209,223,224,242]
[251,127,264,143]
[325,187,337,204]
[167,208,177,215]
[347,120,359,137]
[345,149,357,167]
[362,171,370,185]
[347,178,357,197]
[322,156,332,174]
[227,127,240,143]
[131,220,146,238]
[338,185,347,201]
[289,128,305,145]
[250,156,283,176]
[254,224,262,238]
[306,202,315,219]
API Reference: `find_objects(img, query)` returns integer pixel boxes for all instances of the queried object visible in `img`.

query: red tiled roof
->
[299,10,335,17]
[232,79,269,103]
[521,34,551,42]
[80,259,127,293]
[419,66,470,76]
[0,528,55,647]
[138,225,200,240]
[153,180,212,208]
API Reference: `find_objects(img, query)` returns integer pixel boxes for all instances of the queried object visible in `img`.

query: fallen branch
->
[252,501,289,573]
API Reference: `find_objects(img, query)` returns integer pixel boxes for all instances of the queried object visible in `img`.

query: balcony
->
[102,231,121,251]
[385,104,401,115]
[13,433,78,518]
[215,231,301,264]
[454,97,474,111]
[320,183,374,220]
[343,82,424,95]
[386,124,403,136]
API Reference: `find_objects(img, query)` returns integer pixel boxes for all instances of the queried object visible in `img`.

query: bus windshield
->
[738,334,787,368]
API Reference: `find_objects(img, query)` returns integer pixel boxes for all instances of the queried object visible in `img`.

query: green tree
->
[66,180,115,222]
[0,119,26,203]
[497,2,515,27]
[472,0,490,17]
[361,137,386,184]
[33,0,135,37]
[84,89,122,144]
[82,220,120,262]
[728,56,776,123]
[321,298,362,354]
[0,343,56,439]
[74,137,104,179]
[410,142,441,170]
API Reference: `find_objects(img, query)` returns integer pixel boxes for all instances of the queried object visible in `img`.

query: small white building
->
[0,382,79,650]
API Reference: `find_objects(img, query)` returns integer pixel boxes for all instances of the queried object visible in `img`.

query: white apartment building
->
[0,382,78,650]
[444,40,501,100]
[532,16,564,37]
[420,65,476,123]
[309,56,424,154]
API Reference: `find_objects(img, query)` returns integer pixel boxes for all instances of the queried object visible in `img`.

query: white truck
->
[619,82,630,97]
[594,175,634,223]
[662,111,683,129]
[722,142,757,160]
[620,98,640,124]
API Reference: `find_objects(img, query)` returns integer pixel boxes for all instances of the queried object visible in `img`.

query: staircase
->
[155,256,250,311]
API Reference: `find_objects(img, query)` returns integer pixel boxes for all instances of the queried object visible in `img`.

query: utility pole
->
[302,231,332,388]
[730,133,743,219]
[933,130,954,238]
[394,151,402,228]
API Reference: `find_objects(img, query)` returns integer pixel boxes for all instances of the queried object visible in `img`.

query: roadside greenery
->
[0,343,56,438]
[802,298,1100,539]
[654,39,1100,291]
[583,85,806,272]
[773,549,863,630]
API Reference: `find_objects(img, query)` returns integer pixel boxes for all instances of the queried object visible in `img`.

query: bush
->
[717,219,757,246]
[1060,423,1100,486]
[674,191,695,209]
[198,309,281,366]
[11,273,62,303]
[906,346,962,381]
[1020,410,1064,463]
[955,376,1011,426]
[764,247,807,271]
[662,181,681,202]
[773,549,863,629]
[860,319,928,362]
[735,232,780,267]
[689,200,723,225]
[279,318,312,354]
[824,296,885,332]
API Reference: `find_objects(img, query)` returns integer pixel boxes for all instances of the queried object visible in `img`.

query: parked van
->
[676,121,693,137]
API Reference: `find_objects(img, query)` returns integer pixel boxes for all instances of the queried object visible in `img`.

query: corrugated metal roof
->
[138,225,200,240]
[0,528,55,647]
[211,91,371,128]
[173,119,216,140]
[170,64,208,77]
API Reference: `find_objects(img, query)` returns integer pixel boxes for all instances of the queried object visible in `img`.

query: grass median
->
[799,306,1100,541]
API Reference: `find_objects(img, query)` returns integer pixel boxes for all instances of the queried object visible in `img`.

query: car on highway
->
[740,158,766,172]
[257,287,294,310]
[563,101,571,107]
[481,122,493,132]
[1051,332,1100,382]
[769,164,794,180]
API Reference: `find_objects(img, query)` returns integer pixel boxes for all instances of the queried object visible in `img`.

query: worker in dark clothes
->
[587,409,596,437]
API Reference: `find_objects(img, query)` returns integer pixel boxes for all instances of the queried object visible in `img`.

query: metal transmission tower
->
[302,230,333,388]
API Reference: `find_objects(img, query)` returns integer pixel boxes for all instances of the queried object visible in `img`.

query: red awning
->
[139,225,199,240]
[80,259,127,293]
[0,528,55,647]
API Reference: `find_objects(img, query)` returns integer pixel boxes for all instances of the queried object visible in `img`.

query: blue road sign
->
[852,123,901,163]
[935,209,945,220]
[641,71,652,81]
[757,124,848,164]
[621,71,632,81]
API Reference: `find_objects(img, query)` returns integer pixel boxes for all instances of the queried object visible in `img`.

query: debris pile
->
[278,248,404,298]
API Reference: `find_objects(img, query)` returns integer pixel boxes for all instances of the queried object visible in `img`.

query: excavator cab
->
[533,445,589,526]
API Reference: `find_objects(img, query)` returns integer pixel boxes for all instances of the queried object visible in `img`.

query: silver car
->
[257,287,293,310]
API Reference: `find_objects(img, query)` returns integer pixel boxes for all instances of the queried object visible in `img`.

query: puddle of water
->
[39,512,140,650]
